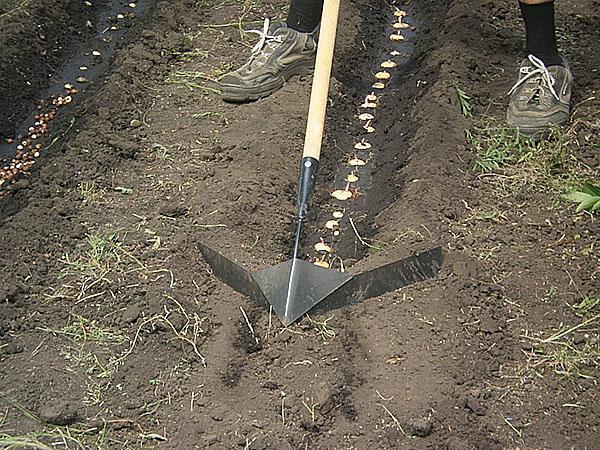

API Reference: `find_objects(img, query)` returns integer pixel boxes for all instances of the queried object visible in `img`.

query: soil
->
[0,0,110,138]
[0,0,598,449]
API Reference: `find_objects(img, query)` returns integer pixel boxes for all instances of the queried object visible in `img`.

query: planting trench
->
[1,0,599,449]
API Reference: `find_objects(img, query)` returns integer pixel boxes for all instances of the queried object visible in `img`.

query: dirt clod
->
[38,400,81,426]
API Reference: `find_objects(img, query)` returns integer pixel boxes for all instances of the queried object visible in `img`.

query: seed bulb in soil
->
[314,260,330,269]
[348,157,366,167]
[359,113,374,121]
[76,76,88,83]
[366,93,378,102]
[346,172,359,183]
[314,242,333,253]
[354,140,371,150]
[381,60,398,68]
[375,71,391,80]
[325,220,339,230]
[333,211,344,219]
[393,21,410,29]
[372,82,385,89]
[331,182,353,201]
[360,101,377,108]
[390,33,405,42]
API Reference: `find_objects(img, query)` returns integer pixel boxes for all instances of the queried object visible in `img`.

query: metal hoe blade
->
[198,242,443,326]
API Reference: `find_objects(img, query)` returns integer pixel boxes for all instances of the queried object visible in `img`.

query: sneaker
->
[219,19,317,102]
[507,54,573,136]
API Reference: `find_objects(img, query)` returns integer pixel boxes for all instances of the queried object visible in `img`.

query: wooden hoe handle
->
[302,0,341,161]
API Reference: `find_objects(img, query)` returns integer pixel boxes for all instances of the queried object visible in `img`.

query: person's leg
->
[519,0,561,66]
[287,0,324,33]
[507,0,573,135]
[219,0,323,102]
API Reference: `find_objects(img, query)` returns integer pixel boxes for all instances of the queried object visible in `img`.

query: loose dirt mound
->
[0,0,598,448]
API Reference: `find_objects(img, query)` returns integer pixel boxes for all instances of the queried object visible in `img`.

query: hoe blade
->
[312,246,444,315]
[197,242,269,307]
[252,259,352,326]
[198,243,443,326]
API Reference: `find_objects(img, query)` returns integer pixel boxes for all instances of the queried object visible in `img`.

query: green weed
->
[565,182,600,213]
[455,85,473,118]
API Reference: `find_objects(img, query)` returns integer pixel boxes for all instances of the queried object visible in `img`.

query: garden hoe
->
[198,0,443,326]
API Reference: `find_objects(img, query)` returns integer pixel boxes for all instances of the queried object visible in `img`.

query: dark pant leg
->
[287,0,324,33]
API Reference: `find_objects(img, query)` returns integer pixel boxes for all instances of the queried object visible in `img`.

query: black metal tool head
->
[198,242,443,326]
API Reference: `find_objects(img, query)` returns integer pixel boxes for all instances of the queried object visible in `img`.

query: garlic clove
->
[358,113,374,121]
[375,71,391,80]
[346,173,359,183]
[314,260,330,269]
[325,220,339,230]
[394,8,407,17]
[372,82,386,89]
[390,50,401,56]
[390,33,405,42]
[331,189,353,200]
[354,140,371,150]
[314,242,333,253]
[348,157,366,167]
[381,60,398,68]
[366,93,378,102]
[333,211,344,219]
[360,101,378,108]
[393,22,410,29]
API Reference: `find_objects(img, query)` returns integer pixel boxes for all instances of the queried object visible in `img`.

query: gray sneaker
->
[507,54,573,136]
[219,19,317,102]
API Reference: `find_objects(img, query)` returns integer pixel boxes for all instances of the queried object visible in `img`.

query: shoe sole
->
[220,61,315,103]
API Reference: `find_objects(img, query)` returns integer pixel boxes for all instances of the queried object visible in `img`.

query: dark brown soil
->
[1,0,598,449]
[0,0,109,138]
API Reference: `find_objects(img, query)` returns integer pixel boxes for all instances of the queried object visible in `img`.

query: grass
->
[467,120,599,200]
[56,231,147,302]
[166,71,221,94]
[62,233,123,281]
[0,394,115,450]
[42,314,126,345]
[0,0,32,20]
[521,295,599,380]
[149,143,172,161]
[306,315,336,341]
[79,182,106,204]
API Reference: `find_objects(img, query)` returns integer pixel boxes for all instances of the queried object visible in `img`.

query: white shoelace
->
[508,54,559,101]
[246,18,284,57]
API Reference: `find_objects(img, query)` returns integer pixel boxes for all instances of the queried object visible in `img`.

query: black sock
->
[287,0,323,33]
[519,1,562,66]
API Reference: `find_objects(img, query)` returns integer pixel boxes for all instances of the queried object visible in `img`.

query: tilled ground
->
[0,0,598,449]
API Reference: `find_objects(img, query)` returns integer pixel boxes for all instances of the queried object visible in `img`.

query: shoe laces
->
[508,54,560,101]
[245,18,284,57]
